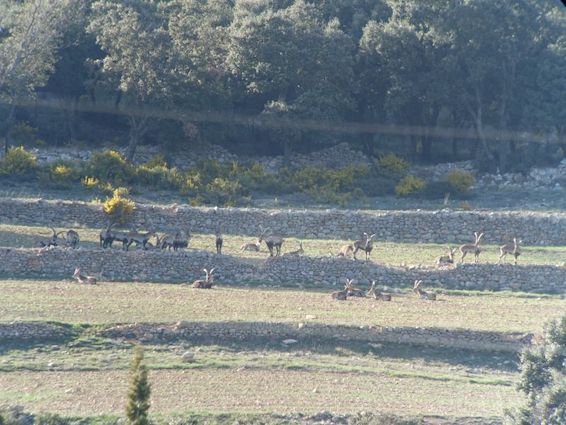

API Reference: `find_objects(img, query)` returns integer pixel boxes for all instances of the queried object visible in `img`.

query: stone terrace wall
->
[0,321,529,353]
[101,322,530,353]
[1,198,566,245]
[1,247,565,293]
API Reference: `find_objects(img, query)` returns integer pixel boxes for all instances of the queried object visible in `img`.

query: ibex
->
[99,223,129,250]
[72,267,97,285]
[126,229,155,250]
[499,238,522,265]
[337,244,354,258]
[283,242,304,256]
[435,247,456,268]
[173,230,191,251]
[331,281,349,301]
[413,280,436,300]
[345,279,366,297]
[240,239,261,252]
[65,230,80,248]
[192,268,215,289]
[158,233,176,250]
[367,280,392,301]
[39,227,64,248]
[215,228,223,255]
[353,233,376,260]
[259,225,284,257]
[459,232,484,263]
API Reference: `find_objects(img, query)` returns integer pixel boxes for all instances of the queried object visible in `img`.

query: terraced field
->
[2,215,565,424]
[2,223,566,266]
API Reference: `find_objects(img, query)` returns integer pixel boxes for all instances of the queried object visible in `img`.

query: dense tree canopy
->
[1,0,565,169]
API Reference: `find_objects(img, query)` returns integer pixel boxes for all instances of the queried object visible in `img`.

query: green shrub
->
[136,164,183,190]
[87,150,134,185]
[205,177,247,206]
[395,175,426,196]
[41,161,80,189]
[442,170,475,193]
[103,187,135,224]
[0,146,38,178]
[378,153,410,175]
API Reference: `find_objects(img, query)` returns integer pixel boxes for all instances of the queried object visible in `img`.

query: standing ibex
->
[126,229,155,250]
[215,228,223,255]
[192,268,215,288]
[100,223,129,250]
[337,244,354,258]
[436,247,456,268]
[259,225,284,257]
[499,238,522,265]
[72,267,97,285]
[413,280,436,300]
[65,230,80,248]
[172,229,191,251]
[459,232,484,263]
[353,233,376,260]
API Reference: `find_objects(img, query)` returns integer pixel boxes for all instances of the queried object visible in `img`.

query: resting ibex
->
[353,233,376,260]
[259,225,284,257]
[436,247,456,268]
[345,279,366,297]
[215,228,223,255]
[192,268,215,288]
[499,238,522,265]
[72,267,97,285]
[283,242,304,256]
[241,239,261,252]
[331,281,350,301]
[459,232,483,263]
[367,280,392,301]
[41,227,80,248]
[39,227,64,248]
[413,280,436,300]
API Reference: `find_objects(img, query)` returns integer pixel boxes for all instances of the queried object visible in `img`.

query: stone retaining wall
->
[1,198,566,245]
[0,322,76,342]
[1,247,565,293]
[0,321,528,353]
[100,322,530,353]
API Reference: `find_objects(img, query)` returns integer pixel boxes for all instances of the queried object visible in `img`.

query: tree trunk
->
[125,115,148,162]
[3,104,16,156]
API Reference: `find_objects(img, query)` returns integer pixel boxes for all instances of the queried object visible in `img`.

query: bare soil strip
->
[0,369,522,418]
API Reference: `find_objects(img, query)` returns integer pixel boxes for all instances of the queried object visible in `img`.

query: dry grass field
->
[1,279,564,333]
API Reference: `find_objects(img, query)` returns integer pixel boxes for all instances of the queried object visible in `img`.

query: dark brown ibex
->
[353,233,376,260]
[260,225,284,257]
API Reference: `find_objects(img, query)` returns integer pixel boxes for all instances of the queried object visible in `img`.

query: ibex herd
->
[331,278,435,302]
